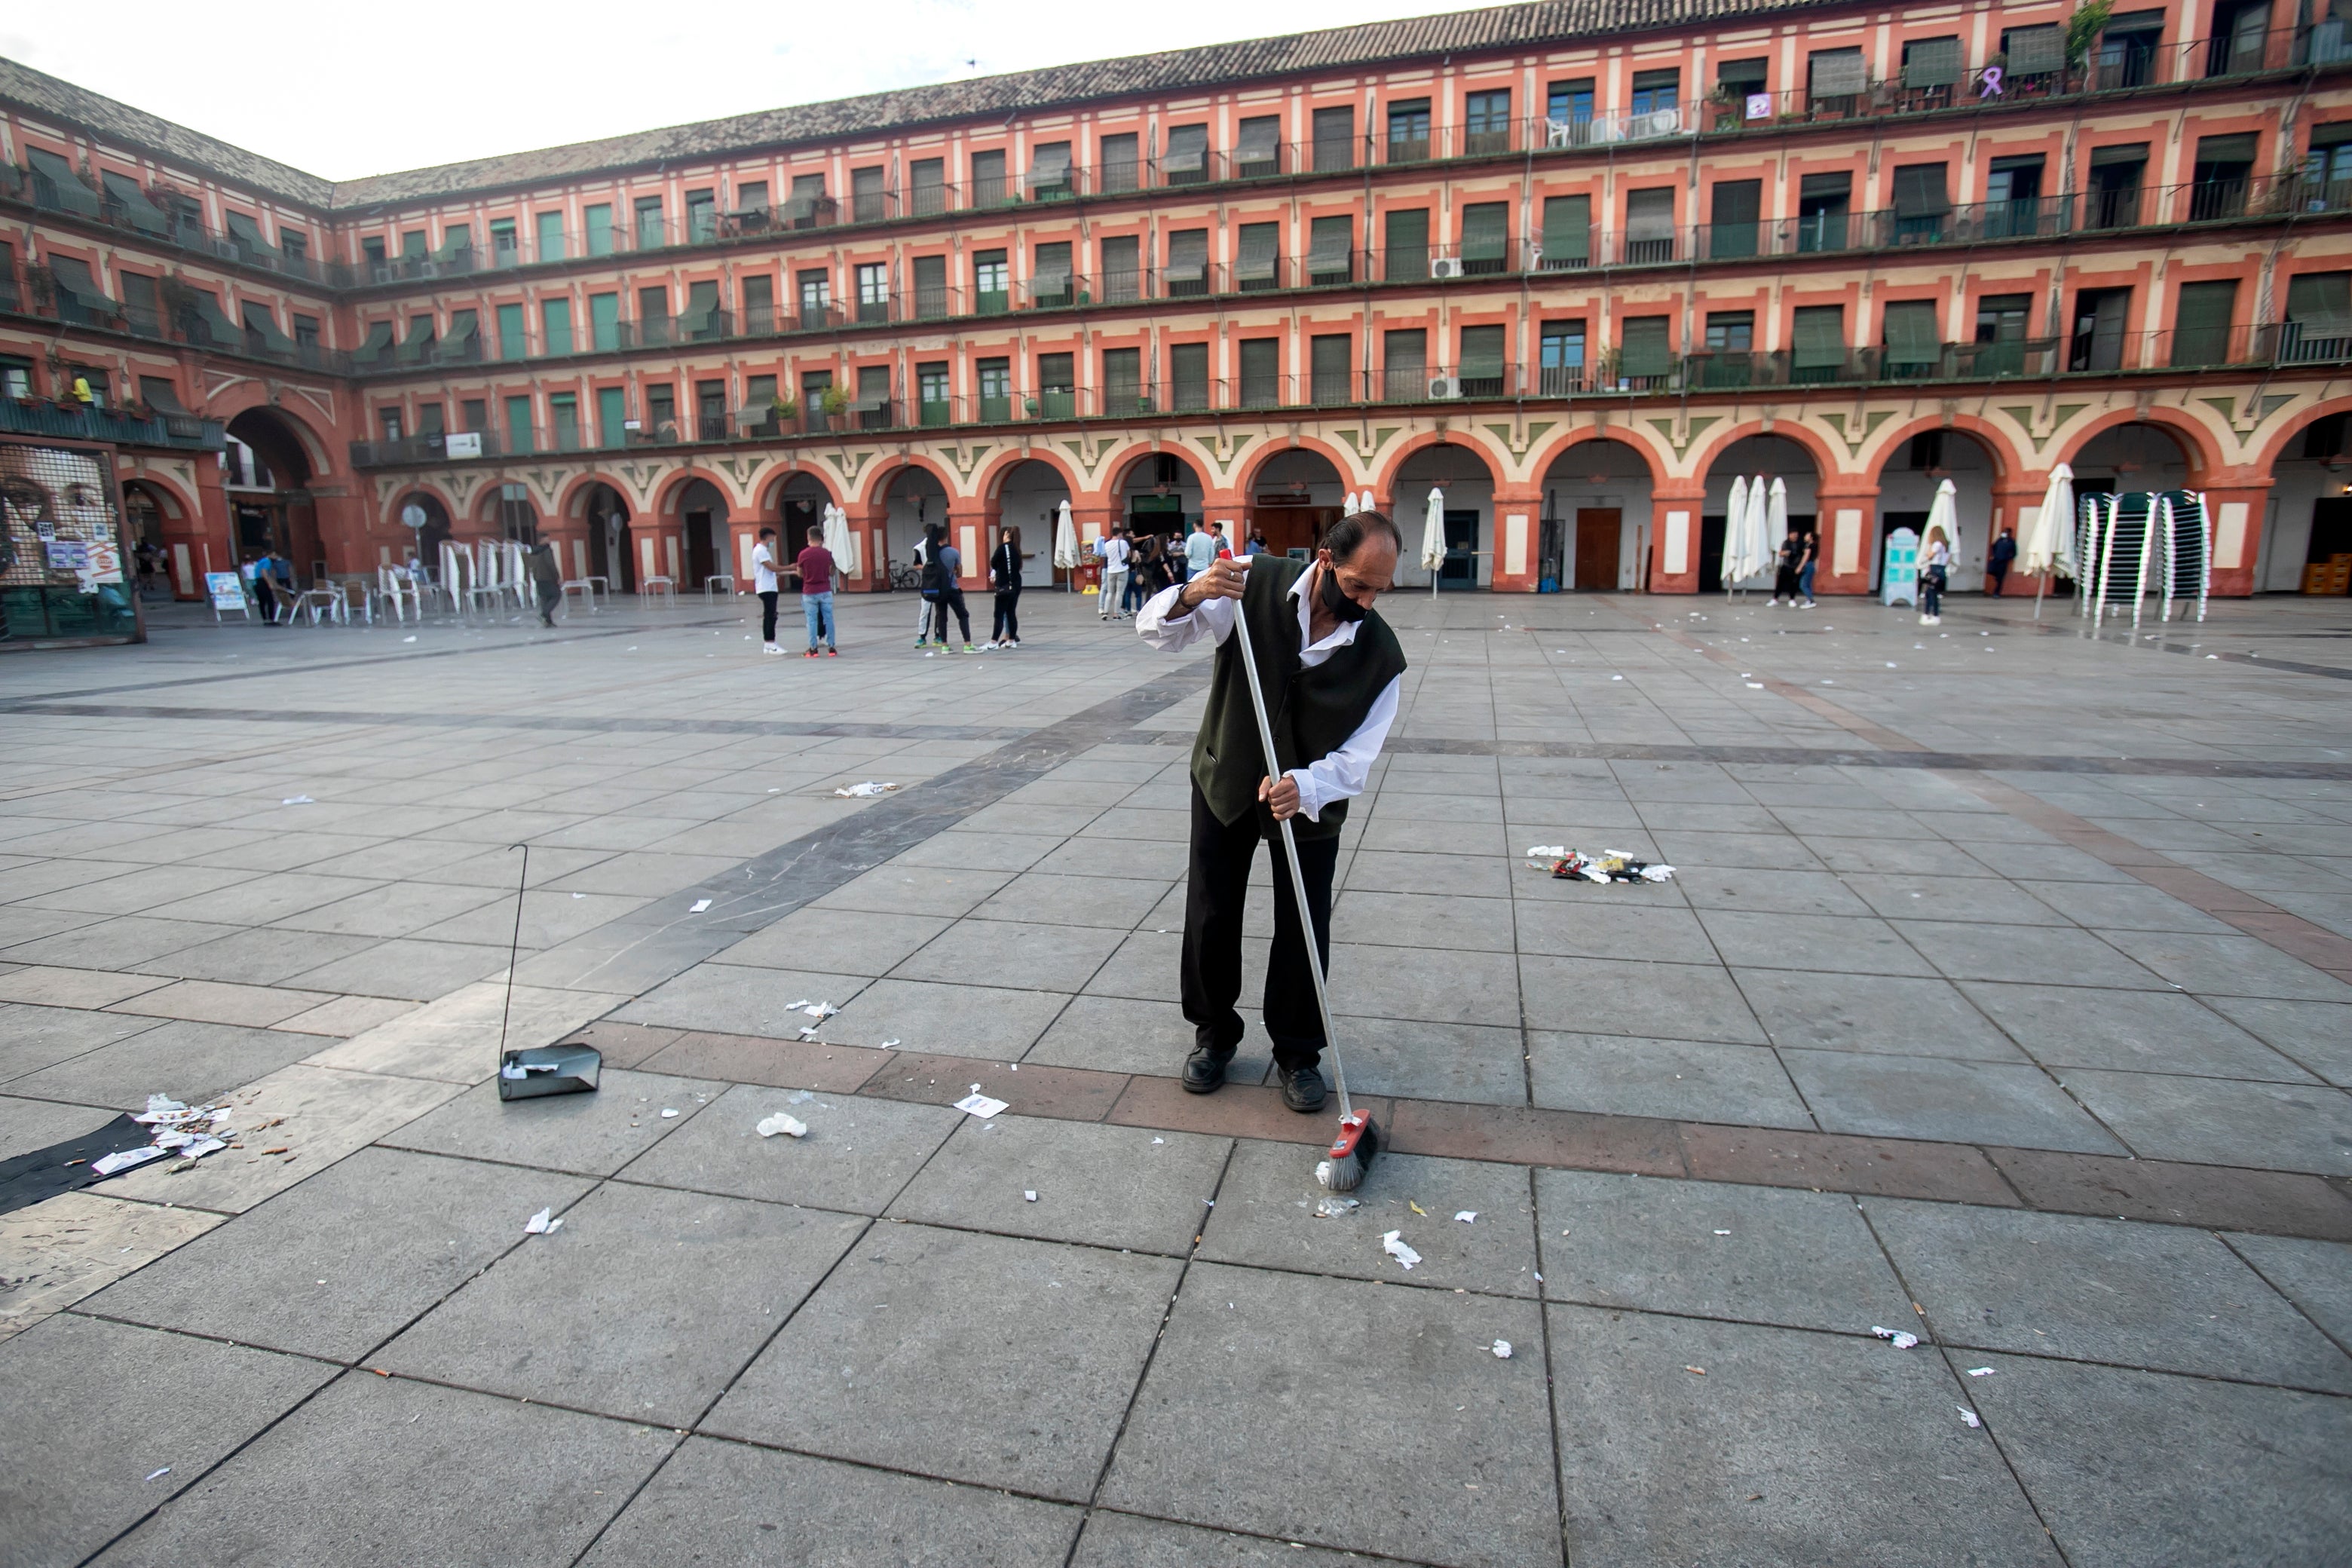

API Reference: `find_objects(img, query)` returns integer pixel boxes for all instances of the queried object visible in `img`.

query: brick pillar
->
[1646,482,1709,595]
[2200,478,2273,598]
[946,501,992,590]
[1490,490,1542,593]
[1813,481,1880,597]
[175,456,234,598]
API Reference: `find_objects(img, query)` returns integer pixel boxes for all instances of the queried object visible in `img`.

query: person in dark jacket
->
[528,541,564,626]
[925,526,972,651]
[1987,526,2018,596]
[1135,511,1406,1112]
[988,527,1024,648]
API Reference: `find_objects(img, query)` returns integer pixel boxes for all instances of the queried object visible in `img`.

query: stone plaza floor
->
[1,582,2348,1566]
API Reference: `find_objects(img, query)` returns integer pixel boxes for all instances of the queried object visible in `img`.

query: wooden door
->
[1574,509,1620,590]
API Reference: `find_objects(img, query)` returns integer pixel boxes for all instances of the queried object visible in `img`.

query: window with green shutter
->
[1903,36,1962,89]
[1383,328,1428,400]
[585,205,613,256]
[912,256,948,320]
[1101,235,1140,302]
[589,293,620,351]
[1539,320,1585,394]
[918,362,952,426]
[978,357,1012,421]
[1161,125,1208,185]
[541,299,573,356]
[1102,347,1144,412]
[536,211,565,262]
[1386,208,1430,280]
[1307,216,1354,283]
[1460,203,1508,273]
[550,394,580,452]
[683,280,721,340]
[597,386,626,448]
[2286,271,2352,361]
[1619,317,1673,382]
[1459,325,1506,394]
[1625,188,1676,263]
[1311,334,1354,403]
[505,394,534,454]
[2169,279,2237,366]
[1891,164,1950,243]
[1882,299,1944,375]
[1539,194,1590,268]
[1239,338,1280,406]
[1701,311,1755,386]
[1792,305,1847,379]
[497,302,526,360]
[973,250,1009,313]
[1708,180,1759,259]
[1236,222,1280,290]
[1165,231,1208,296]
[1170,342,1210,409]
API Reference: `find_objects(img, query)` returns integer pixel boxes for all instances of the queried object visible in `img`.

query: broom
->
[1229,577,1377,1192]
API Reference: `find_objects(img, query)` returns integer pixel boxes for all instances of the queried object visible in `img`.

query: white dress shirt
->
[1137,564,1401,822]
[752,542,779,593]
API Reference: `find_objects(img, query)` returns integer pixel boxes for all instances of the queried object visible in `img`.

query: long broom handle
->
[1229,587,1352,1122]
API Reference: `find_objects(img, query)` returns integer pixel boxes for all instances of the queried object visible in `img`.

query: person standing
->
[1208,520,1233,559]
[1244,528,1268,558]
[1769,528,1803,606]
[1988,526,2017,597]
[752,527,785,654]
[1920,531,1950,624]
[795,525,838,656]
[1184,518,1217,583]
[243,553,278,624]
[1137,512,1407,1112]
[926,525,973,651]
[1795,527,1818,608]
[911,526,936,648]
[528,541,563,627]
[1097,527,1130,620]
[989,526,1023,648]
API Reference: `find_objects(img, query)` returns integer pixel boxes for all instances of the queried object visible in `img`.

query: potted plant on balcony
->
[768,393,800,434]
[2064,0,2115,70]
[816,384,851,430]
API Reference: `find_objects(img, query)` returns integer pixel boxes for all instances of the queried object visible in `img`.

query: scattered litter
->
[145,1468,170,1483]
[1531,848,1676,885]
[880,1039,901,1048]
[756,1112,809,1138]
[787,1090,814,1104]
[1492,1340,1513,1359]
[1684,1365,1707,1376]
[798,1002,839,1019]
[1872,1326,1921,1349]
[833,781,902,798]
[91,1145,170,1177]
[660,1107,678,1119]
[402,635,416,643]
[1408,1200,1429,1216]
[1024,1190,1038,1202]
[1525,844,1568,859]
[1151,1136,1165,1144]
[1745,681,1765,689]
[280,795,315,805]
[571,893,585,899]
[954,1091,1008,1119]
[1380,1230,1421,1270]
[1967,1367,1995,1377]
[1957,1407,1982,1429]
[1455,1211,1478,1223]
[1611,675,1623,681]
[689,899,712,913]
[1713,1229,1732,1236]
[523,1207,562,1235]
[1314,1159,1332,1184]
[1312,1196,1360,1219]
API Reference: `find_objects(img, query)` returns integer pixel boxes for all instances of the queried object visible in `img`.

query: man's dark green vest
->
[1190,556,1407,841]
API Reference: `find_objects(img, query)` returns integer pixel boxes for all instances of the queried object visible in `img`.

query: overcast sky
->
[4,0,1500,183]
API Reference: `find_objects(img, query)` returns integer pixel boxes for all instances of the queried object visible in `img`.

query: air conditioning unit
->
[1428,375,1464,400]
[1430,256,1465,279]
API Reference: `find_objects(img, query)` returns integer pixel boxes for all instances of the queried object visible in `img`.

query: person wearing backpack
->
[925,525,973,651]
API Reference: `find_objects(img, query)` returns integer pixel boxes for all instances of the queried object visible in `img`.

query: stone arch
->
[555,470,639,522]
[1238,444,1352,556]
[1372,428,1511,509]
[1524,424,1671,492]
[1682,418,1844,490]
[767,470,838,560]
[989,458,1072,587]
[2252,394,2352,473]
[210,392,334,480]
[388,488,455,568]
[653,464,745,520]
[1390,440,1500,589]
[977,446,1083,503]
[572,481,636,593]
[759,466,844,516]
[1858,413,2024,488]
[1867,424,2011,591]
[1231,434,1366,502]
[876,461,954,574]
[476,480,540,543]
[2250,397,2352,593]
[1698,432,1825,594]
[1112,449,1204,544]
[1536,435,1663,591]
[856,452,959,513]
[2054,409,2222,488]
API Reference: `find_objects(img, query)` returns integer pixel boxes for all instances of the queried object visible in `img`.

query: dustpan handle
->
[1230,577,1351,1119]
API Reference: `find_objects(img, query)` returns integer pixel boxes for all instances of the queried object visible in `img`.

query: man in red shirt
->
[795,532,838,657]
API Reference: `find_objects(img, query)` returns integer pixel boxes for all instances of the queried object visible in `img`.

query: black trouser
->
[992,586,1020,642]
[1773,564,1799,599]
[759,590,779,642]
[535,575,560,624]
[1989,563,2009,597]
[929,586,970,643]
[1182,780,1337,1073]
[252,577,277,623]
[1921,566,1946,616]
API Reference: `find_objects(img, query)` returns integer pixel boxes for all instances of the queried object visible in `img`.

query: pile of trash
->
[831,780,901,798]
[91,1095,240,1176]
[1524,846,1676,884]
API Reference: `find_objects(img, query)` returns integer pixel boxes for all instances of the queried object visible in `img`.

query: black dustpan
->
[498,1043,601,1100]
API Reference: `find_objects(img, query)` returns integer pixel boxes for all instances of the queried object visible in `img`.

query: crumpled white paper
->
[954,1092,1008,1119]
[523,1208,562,1235]
[1957,1407,1982,1429]
[1312,1196,1359,1219]
[1455,1211,1478,1223]
[832,780,901,798]
[1492,1339,1513,1359]
[757,1112,808,1138]
[1381,1230,1421,1270]
[1872,1326,1921,1349]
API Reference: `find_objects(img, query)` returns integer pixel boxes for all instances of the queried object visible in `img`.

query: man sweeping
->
[1138,511,1404,1111]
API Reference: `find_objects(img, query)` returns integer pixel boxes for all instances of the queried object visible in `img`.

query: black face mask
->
[1318,560,1367,623]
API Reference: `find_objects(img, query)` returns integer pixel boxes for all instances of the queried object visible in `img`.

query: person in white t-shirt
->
[752,527,784,654]
[1097,528,1132,620]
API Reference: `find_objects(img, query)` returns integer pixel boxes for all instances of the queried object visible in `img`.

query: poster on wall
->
[443,431,482,460]
[0,438,146,647]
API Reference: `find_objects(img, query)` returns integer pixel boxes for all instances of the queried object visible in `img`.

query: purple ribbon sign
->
[1979,66,2005,97]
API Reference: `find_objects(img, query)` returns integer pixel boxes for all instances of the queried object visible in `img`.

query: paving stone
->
[283,936,515,1000]
[1963,1354,2352,1568]
[0,965,172,1009]
[268,994,419,1037]
[2,1018,320,1111]
[2200,995,2352,1084]
[1520,955,1767,1044]
[613,961,873,1038]
[0,1092,119,1163]
[0,1002,163,1083]
[2097,928,2352,1002]
[0,1192,225,1342]
[1779,1050,2127,1154]
[620,1081,959,1213]
[379,1067,725,1175]
[0,914,236,972]
[709,1223,1179,1501]
[2225,1232,2352,1347]
[974,871,1173,929]
[104,978,335,1028]
[264,878,512,939]
[1546,1304,2062,1568]
[1510,902,1717,964]
[1961,982,2317,1080]
[1738,969,2025,1060]
[1527,1031,1812,1128]
[84,1147,594,1361]
[827,977,1073,1058]
[0,1314,337,1568]
[87,1373,673,1568]
[2053,1069,2352,1175]
[1102,1261,1557,1567]
[139,926,381,986]
[578,1437,1083,1567]
[715,905,951,975]
[813,862,1018,916]
[1070,1512,1366,1566]
[381,1180,861,1424]
[1536,1169,1912,1332]
[1864,1199,2352,1391]
[890,917,1126,992]
[1200,1141,1540,1294]
[1026,994,1272,1084]
[887,1114,1228,1253]
[1333,1015,1529,1104]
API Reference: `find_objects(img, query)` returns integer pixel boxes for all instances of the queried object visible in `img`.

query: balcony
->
[0,399,225,452]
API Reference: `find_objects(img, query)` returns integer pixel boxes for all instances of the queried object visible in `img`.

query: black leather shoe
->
[1181,1046,1233,1095]
[1280,1065,1328,1113]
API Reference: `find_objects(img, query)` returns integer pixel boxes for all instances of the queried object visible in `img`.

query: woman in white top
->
[1919,530,1951,624]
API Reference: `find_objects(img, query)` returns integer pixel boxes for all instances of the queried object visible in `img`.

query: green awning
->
[27,147,102,217]
[1903,36,1962,87]
[1459,326,1505,378]
[1162,124,1208,173]
[224,211,268,253]
[1235,224,1279,280]
[243,302,295,353]
[100,171,171,234]
[353,320,397,363]
[1462,203,1508,260]
[1882,300,1943,363]
[180,288,239,348]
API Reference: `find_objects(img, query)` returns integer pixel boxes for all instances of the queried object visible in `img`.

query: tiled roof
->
[0,57,332,210]
[6,0,1833,213]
